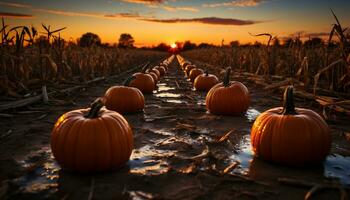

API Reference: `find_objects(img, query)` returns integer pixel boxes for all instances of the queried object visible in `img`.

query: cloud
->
[140,17,260,25]
[0,12,33,18]
[34,8,103,18]
[34,8,141,19]
[121,0,164,5]
[203,0,266,8]
[0,1,142,20]
[162,6,198,12]
[0,1,32,8]
[105,12,140,18]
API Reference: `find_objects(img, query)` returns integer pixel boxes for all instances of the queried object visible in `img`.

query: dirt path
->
[1,56,350,199]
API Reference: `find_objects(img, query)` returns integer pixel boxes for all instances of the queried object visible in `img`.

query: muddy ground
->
[0,56,350,200]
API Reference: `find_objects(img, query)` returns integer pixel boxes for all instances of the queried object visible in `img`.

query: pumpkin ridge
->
[72,119,88,171]
[109,114,133,164]
[100,117,117,170]
[104,115,124,166]
[60,117,83,170]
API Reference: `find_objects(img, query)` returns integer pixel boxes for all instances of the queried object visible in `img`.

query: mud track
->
[0,56,349,199]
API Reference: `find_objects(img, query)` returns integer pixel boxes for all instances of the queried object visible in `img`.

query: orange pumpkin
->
[147,70,159,84]
[149,68,161,80]
[185,65,196,77]
[206,68,250,115]
[155,66,166,76]
[104,77,145,114]
[189,68,204,82]
[181,62,191,70]
[159,63,168,70]
[128,72,155,94]
[251,86,331,166]
[194,71,219,91]
[51,98,133,172]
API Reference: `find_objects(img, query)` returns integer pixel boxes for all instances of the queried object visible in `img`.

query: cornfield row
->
[183,45,349,94]
[0,19,166,98]
[183,11,350,96]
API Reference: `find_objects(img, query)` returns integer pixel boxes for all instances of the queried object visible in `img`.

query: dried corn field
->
[0,20,166,108]
[182,40,350,116]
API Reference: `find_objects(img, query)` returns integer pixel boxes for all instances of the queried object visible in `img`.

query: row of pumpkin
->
[176,55,332,167]
[50,54,332,173]
[50,55,175,173]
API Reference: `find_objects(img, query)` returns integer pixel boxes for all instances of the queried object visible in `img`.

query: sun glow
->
[170,43,177,49]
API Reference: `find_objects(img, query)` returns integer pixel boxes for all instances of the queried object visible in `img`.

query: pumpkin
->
[185,65,196,77]
[104,77,145,114]
[127,64,155,94]
[206,68,250,115]
[189,68,204,82]
[149,68,161,80]
[181,62,191,70]
[251,86,331,166]
[159,63,168,70]
[51,98,133,172]
[146,70,159,83]
[155,66,166,76]
[194,71,219,91]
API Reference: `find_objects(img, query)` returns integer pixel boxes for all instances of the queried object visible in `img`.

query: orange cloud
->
[162,6,198,12]
[105,12,141,18]
[140,17,260,25]
[203,0,266,8]
[0,12,33,18]
[121,0,164,5]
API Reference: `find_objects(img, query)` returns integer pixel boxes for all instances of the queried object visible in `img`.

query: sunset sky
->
[1,0,350,46]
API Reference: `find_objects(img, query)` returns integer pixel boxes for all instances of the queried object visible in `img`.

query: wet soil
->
[0,57,350,199]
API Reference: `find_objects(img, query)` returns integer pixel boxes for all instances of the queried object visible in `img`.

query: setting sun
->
[170,43,177,49]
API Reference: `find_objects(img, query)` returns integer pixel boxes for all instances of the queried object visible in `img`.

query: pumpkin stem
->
[223,67,231,87]
[141,62,150,73]
[282,86,297,115]
[85,98,104,118]
[205,70,209,76]
[123,76,136,86]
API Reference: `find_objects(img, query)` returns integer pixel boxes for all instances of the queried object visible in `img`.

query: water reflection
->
[324,154,350,186]
[128,145,174,175]
[15,148,60,194]
[228,134,253,175]
[226,134,350,187]
[154,92,181,98]
[163,99,187,104]
[157,85,176,92]
[245,108,261,123]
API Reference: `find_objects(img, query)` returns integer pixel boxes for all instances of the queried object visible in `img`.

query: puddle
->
[226,134,350,186]
[229,135,253,175]
[129,145,174,175]
[155,92,181,98]
[163,99,187,104]
[197,99,206,106]
[15,147,60,194]
[324,154,350,186]
[245,108,261,122]
[157,85,176,92]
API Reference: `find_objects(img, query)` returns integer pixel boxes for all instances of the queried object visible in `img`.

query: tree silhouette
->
[229,40,240,47]
[118,33,135,48]
[78,32,101,47]
[153,43,170,51]
[304,37,324,47]
[182,41,197,51]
